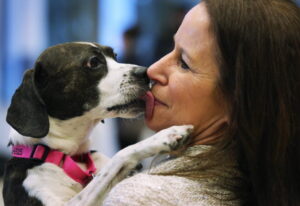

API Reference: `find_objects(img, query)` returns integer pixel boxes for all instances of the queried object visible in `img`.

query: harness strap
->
[12,144,97,186]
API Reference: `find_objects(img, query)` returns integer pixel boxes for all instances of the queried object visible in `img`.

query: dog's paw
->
[158,125,194,150]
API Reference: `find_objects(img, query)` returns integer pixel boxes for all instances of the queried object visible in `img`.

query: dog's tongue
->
[141,91,155,120]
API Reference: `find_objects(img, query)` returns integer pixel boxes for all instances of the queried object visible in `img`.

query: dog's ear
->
[6,67,49,138]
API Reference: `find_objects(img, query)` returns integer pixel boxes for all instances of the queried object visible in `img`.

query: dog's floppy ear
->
[6,67,49,138]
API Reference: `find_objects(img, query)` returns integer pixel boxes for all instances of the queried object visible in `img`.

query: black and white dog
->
[3,42,193,206]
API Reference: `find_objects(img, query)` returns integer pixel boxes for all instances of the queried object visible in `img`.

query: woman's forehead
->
[174,3,214,61]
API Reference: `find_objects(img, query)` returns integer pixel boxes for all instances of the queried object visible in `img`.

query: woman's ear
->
[6,68,49,138]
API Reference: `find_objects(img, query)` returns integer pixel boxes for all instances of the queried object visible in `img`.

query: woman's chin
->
[145,120,159,132]
[145,118,170,132]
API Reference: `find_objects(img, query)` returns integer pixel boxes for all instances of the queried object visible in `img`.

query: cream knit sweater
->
[103,145,241,206]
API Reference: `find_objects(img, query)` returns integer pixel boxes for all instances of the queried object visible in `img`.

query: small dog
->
[3,42,193,206]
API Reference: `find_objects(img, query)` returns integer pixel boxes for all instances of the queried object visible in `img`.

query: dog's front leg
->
[65,125,193,206]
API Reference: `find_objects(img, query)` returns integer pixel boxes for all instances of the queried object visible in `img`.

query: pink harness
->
[11,144,96,186]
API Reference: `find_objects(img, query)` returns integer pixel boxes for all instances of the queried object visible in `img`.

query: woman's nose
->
[147,55,168,85]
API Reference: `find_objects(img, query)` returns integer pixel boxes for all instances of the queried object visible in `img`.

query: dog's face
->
[7,42,149,138]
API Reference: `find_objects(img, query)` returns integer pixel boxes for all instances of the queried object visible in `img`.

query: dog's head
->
[6,42,149,138]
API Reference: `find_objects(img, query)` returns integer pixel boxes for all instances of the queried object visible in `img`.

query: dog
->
[3,42,193,206]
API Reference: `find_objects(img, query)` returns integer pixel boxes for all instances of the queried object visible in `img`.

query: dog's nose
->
[132,67,149,83]
[132,66,147,78]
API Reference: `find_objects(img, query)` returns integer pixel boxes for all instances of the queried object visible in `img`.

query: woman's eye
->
[87,56,101,69]
[180,58,190,70]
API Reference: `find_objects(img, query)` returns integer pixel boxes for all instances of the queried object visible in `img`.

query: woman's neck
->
[189,116,228,146]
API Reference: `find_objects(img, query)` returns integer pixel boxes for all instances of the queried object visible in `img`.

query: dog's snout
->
[132,67,149,83]
[132,67,147,78]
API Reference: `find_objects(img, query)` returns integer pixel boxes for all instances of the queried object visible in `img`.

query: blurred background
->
[0,0,196,202]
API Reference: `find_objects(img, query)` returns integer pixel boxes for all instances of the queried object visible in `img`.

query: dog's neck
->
[10,116,100,155]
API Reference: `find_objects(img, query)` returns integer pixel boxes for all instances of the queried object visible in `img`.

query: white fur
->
[74,42,98,48]
[24,163,82,206]
[96,57,144,119]
[10,115,97,155]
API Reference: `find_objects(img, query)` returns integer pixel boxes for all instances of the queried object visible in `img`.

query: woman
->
[104,0,300,205]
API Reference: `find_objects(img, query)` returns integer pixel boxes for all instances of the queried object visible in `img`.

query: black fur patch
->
[3,158,44,206]
[34,43,109,120]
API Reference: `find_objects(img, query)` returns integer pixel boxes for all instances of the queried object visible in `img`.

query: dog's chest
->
[23,163,83,205]
[22,152,109,205]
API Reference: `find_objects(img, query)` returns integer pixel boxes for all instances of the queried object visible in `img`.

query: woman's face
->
[146,3,228,140]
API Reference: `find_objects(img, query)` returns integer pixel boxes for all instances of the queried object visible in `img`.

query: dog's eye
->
[87,56,101,69]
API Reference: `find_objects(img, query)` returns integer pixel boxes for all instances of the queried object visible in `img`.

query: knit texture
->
[103,145,241,206]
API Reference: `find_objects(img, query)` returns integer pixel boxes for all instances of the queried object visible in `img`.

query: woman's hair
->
[203,0,300,205]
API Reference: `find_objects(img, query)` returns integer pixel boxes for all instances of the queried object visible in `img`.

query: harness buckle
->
[30,144,51,161]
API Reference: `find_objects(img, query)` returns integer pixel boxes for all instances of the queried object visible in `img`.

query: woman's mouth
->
[154,97,166,106]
